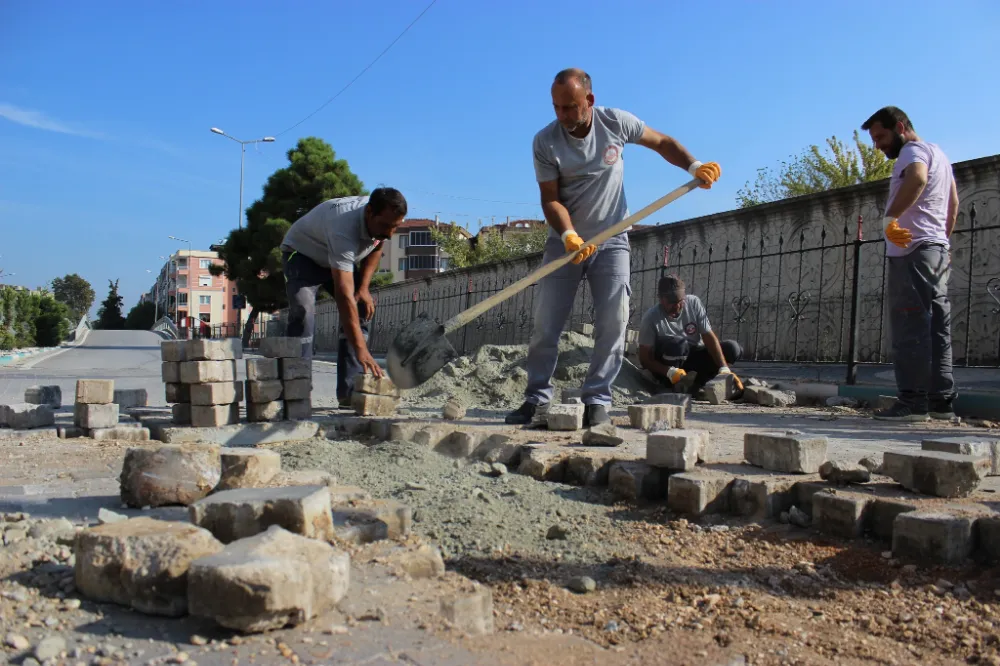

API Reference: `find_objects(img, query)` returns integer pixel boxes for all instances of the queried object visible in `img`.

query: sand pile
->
[401,331,653,409]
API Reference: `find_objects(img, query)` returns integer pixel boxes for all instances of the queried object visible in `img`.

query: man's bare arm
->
[946,176,959,237]
[639,344,674,377]
[636,127,698,171]
[886,162,928,219]
[701,331,728,369]
[539,179,574,236]
[330,268,382,376]
[355,245,383,321]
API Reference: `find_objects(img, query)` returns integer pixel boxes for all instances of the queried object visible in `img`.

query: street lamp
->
[209,127,275,231]
[168,236,192,336]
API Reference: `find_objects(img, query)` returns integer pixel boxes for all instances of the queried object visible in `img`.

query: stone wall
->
[270,154,1000,367]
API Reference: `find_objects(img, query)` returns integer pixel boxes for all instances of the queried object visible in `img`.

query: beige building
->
[377,218,470,283]
[151,249,245,335]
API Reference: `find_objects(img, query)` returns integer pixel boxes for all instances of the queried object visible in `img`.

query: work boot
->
[506,401,540,425]
[873,401,930,423]
[583,404,610,427]
[929,398,957,421]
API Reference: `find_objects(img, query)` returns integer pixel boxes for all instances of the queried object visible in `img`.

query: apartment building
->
[377,218,469,283]
[150,249,244,333]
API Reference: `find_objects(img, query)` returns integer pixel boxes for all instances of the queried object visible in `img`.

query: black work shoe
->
[583,404,611,427]
[505,401,539,425]
[929,399,957,420]
[873,401,930,423]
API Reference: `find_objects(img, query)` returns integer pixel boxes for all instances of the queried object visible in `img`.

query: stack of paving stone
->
[74,379,120,432]
[162,339,242,426]
[246,337,311,422]
[0,384,60,430]
[352,374,400,416]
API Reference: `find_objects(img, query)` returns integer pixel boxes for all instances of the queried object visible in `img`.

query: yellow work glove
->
[562,230,596,265]
[667,366,687,385]
[882,216,912,249]
[688,161,721,189]
[718,366,743,391]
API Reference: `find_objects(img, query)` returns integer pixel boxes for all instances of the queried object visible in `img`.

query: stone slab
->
[729,476,797,519]
[171,402,191,426]
[24,385,61,408]
[922,436,1000,476]
[892,511,974,565]
[744,431,828,474]
[581,423,624,447]
[180,360,236,384]
[869,498,918,541]
[564,450,618,486]
[112,388,148,409]
[191,403,240,428]
[976,516,1000,563]
[667,471,731,515]
[76,379,114,404]
[283,378,311,401]
[331,499,411,543]
[187,338,243,361]
[440,586,494,636]
[247,400,284,423]
[646,429,707,471]
[518,446,568,482]
[812,491,871,539]
[471,434,522,466]
[354,373,400,397]
[74,403,120,429]
[258,337,302,359]
[190,382,243,406]
[217,448,282,490]
[643,392,692,414]
[190,485,334,543]
[284,398,312,420]
[546,403,584,431]
[165,383,190,404]
[2,403,55,429]
[90,426,151,442]
[882,450,990,498]
[352,392,398,417]
[608,461,668,501]
[246,358,279,381]
[434,430,483,459]
[793,481,838,515]
[702,375,738,405]
[120,443,221,508]
[628,404,684,430]
[280,357,311,380]
[162,362,181,384]
[155,420,320,446]
[160,340,188,362]
[320,416,373,438]
[245,379,283,403]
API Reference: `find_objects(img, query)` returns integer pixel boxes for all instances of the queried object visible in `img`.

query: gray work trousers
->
[887,242,955,410]
[523,233,630,406]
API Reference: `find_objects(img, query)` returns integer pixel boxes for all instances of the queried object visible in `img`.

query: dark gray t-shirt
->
[532,106,646,239]
[280,196,381,272]
[638,295,712,347]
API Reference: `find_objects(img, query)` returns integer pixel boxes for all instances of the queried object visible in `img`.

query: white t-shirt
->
[280,196,382,271]
[886,141,953,257]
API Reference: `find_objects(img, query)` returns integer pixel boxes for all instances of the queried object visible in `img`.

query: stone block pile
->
[0,385,61,430]
[72,379,151,440]
[245,336,311,422]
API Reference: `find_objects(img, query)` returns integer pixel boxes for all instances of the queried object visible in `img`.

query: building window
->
[398,234,408,249]
[439,257,451,271]
[408,255,437,270]
[199,259,212,270]
[177,276,187,288]
[398,258,407,271]
[199,295,211,305]
[409,231,434,246]
[199,275,212,287]
[200,313,211,324]
[177,258,187,270]
[178,293,188,306]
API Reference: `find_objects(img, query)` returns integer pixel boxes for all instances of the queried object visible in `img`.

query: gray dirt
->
[277,437,650,565]
[400,331,653,410]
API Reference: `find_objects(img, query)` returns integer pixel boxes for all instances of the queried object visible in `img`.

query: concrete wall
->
[271,154,1000,366]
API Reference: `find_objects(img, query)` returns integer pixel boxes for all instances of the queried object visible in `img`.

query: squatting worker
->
[505,68,721,427]
[280,188,408,405]
[637,274,743,395]
[862,106,958,423]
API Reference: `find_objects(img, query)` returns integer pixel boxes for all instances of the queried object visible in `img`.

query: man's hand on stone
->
[358,349,383,378]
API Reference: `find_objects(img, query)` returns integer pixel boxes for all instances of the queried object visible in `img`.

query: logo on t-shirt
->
[684,322,697,336]
[603,145,620,165]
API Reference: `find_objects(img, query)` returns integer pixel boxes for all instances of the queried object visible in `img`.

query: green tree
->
[211,137,368,346]
[34,297,70,346]
[431,222,547,269]
[96,279,126,330]
[51,273,95,321]
[370,272,394,289]
[737,130,894,208]
[125,301,157,330]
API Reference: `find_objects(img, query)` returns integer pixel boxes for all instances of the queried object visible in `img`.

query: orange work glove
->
[667,367,687,385]
[688,161,721,189]
[562,230,596,265]
[718,366,743,391]
[882,217,912,249]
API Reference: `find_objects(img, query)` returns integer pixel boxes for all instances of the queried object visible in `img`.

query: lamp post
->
[168,236,192,338]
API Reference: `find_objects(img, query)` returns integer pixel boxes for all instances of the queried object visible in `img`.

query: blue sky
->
[2,0,998,314]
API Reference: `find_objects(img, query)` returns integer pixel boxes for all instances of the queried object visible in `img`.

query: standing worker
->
[280,187,408,404]
[862,106,958,422]
[506,68,721,426]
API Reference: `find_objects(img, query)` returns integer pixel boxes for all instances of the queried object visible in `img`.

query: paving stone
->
[171,402,191,425]
[756,388,797,408]
[275,357,310,382]
[269,469,337,488]
[24,385,61,408]
[160,340,188,362]
[643,392,692,413]
[258,337,302,359]
[564,450,617,486]
[3,403,55,429]
[471,434,522,466]
[411,425,453,448]
[217,448,282,490]
[386,420,426,442]
[518,446,569,482]
[882,450,990,498]
[187,338,243,361]
[386,543,445,579]
[246,358,280,381]
[282,379,310,402]
[76,379,114,404]
[187,525,349,633]
[559,388,583,403]
[162,362,181,384]
[191,403,240,427]
[703,375,738,405]
[628,404,684,430]
[440,585,494,636]
[793,481,837,515]
[729,477,797,519]
[812,491,871,539]
[180,360,236,384]
[819,460,872,485]
[74,517,224,616]
[744,431,828,473]
[74,403,119,429]
[893,511,974,565]
[582,422,624,447]
[546,403,584,431]
[667,471,731,514]
[189,382,242,406]
[352,392,398,416]
[57,426,87,439]
[190,485,334,543]
[331,499,411,543]
[120,443,221,508]
[435,430,483,458]
[321,416,373,438]
[327,485,371,504]
[157,420,320,445]
[354,373,400,397]
[246,400,284,423]
[976,516,1000,563]
[609,461,668,501]
[922,436,1000,476]
[646,429,708,471]
[90,426,151,442]
[245,377,283,402]
[869,498,918,541]
[165,383,190,404]
[442,399,466,420]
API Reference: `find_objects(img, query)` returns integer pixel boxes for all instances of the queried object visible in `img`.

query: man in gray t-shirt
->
[280,187,407,403]
[505,68,721,427]
[637,275,742,395]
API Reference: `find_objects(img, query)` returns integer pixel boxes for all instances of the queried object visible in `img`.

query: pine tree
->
[96,279,126,330]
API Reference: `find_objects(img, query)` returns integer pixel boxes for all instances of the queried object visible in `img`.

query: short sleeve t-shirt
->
[280,196,382,272]
[885,141,953,258]
[532,106,646,239]
[638,295,712,347]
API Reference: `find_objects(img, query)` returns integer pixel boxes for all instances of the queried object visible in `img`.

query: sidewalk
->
[737,362,1000,393]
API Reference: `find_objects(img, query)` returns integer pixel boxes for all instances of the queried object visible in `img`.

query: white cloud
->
[0,102,106,139]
